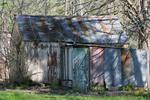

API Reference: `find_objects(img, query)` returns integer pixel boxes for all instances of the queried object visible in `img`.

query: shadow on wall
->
[16,40,147,90]
[24,42,61,84]
[91,47,147,90]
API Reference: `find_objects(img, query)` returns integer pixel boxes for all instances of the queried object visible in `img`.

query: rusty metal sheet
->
[15,14,129,44]
[91,47,104,86]
[130,49,147,89]
[73,47,89,91]
[121,49,134,85]
[121,49,148,89]
[25,42,62,83]
[104,48,122,88]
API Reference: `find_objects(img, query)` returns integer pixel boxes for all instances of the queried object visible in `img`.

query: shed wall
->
[130,49,147,88]
[24,42,63,83]
[24,42,148,90]
[91,47,104,86]
[104,48,122,88]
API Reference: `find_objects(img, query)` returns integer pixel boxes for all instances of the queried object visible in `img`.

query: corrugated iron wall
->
[24,42,148,90]
[130,49,147,88]
[24,42,62,83]
[90,47,147,90]
[61,47,73,87]
[121,49,133,85]
[91,47,104,86]
[121,49,147,89]
[104,48,122,88]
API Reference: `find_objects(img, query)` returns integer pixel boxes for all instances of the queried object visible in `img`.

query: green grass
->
[0,91,150,100]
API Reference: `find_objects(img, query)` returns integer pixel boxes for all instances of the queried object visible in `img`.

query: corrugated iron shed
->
[15,14,129,44]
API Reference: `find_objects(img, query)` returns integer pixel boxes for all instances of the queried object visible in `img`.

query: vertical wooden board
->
[121,49,134,85]
[73,47,89,91]
[130,49,147,88]
[104,48,122,88]
[91,47,104,86]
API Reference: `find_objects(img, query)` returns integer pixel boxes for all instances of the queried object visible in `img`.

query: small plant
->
[50,80,59,88]
[120,82,135,91]
[91,85,106,93]
[134,89,147,95]
[9,76,39,89]
[69,88,79,93]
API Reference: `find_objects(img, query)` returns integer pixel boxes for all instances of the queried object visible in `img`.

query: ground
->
[0,86,150,100]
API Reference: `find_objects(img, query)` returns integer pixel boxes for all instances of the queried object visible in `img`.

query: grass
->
[0,91,150,100]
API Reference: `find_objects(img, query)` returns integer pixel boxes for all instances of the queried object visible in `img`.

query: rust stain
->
[97,17,108,35]
[25,20,35,39]
[40,19,50,34]
[87,18,96,32]
[66,18,78,35]
[76,17,88,35]
[47,45,57,83]
[121,49,131,78]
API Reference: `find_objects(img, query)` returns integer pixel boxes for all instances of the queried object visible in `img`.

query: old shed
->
[14,14,148,91]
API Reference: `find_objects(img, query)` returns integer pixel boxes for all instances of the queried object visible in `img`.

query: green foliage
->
[49,80,59,88]
[69,88,79,93]
[120,83,135,91]
[91,85,106,93]
[20,77,39,88]
[134,89,147,95]
[2,2,8,7]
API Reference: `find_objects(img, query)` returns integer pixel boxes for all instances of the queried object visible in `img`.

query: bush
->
[134,89,147,95]
[91,85,106,93]
[120,83,135,91]
[9,76,39,89]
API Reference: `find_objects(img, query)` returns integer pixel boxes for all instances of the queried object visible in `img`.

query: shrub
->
[134,89,147,95]
[120,83,135,91]
[91,85,106,93]
[9,76,39,89]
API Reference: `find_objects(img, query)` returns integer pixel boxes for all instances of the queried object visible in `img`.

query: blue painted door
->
[73,47,89,91]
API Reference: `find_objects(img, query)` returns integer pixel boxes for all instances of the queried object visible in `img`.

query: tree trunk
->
[65,0,68,16]
[79,0,83,16]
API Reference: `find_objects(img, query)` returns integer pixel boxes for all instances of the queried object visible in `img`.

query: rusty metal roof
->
[15,14,129,44]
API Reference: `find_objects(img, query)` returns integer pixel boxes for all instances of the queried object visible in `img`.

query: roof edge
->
[14,14,118,19]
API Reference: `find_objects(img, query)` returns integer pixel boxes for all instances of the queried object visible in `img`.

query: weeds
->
[120,83,135,91]
[91,85,106,93]
[49,80,59,88]
[134,89,148,95]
